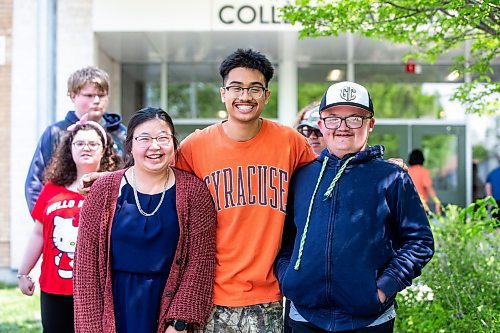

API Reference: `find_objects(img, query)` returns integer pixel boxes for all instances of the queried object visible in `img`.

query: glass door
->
[411,125,466,207]
[368,124,408,160]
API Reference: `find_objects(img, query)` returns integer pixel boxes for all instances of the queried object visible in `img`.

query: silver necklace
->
[132,166,170,217]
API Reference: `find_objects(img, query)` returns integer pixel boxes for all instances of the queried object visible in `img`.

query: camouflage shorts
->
[202,301,283,333]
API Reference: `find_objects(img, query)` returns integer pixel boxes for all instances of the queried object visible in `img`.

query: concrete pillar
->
[346,32,355,82]
[10,0,40,270]
[278,31,298,126]
[56,0,94,119]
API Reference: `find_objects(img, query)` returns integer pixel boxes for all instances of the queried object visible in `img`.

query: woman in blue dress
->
[74,107,217,333]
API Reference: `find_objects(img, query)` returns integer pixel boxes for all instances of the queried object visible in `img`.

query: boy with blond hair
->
[25,66,126,211]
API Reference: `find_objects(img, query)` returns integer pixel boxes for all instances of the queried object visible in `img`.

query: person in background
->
[486,159,500,211]
[472,161,486,201]
[407,149,441,214]
[275,81,434,333]
[295,102,327,155]
[17,117,120,333]
[73,107,217,333]
[25,66,127,212]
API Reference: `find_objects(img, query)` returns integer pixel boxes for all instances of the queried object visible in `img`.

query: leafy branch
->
[281,0,499,115]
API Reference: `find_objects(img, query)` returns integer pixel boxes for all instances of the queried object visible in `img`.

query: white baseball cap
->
[319,81,374,115]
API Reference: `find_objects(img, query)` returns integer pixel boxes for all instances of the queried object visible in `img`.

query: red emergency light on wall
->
[406,59,416,74]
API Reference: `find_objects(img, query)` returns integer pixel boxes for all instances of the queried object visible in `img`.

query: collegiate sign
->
[218,4,283,25]
[213,0,295,31]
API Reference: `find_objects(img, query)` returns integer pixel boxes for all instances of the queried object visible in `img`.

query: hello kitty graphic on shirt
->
[31,182,84,294]
[52,216,79,279]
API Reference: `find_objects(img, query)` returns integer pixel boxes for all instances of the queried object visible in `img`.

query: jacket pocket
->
[335,269,382,316]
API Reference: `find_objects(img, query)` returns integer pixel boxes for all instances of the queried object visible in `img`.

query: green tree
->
[281,0,499,115]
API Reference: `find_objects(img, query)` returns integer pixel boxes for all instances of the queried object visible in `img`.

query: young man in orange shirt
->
[176,49,317,332]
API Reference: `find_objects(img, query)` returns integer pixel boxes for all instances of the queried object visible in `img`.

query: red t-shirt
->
[31,182,84,295]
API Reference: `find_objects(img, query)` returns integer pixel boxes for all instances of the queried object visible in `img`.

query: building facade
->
[3,0,498,279]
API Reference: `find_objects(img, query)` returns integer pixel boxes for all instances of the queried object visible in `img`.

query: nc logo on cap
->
[340,86,357,102]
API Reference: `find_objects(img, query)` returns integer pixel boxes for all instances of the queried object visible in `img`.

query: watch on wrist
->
[173,319,188,331]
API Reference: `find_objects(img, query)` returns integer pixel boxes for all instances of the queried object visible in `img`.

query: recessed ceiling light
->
[217,110,227,118]
[326,69,343,81]
[445,70,460,81]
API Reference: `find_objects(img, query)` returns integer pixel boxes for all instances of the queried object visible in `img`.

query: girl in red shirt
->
[17,116,120,333]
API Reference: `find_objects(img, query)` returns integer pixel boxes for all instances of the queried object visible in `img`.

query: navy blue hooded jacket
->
[275,145,434,332]
[24,111,127,212]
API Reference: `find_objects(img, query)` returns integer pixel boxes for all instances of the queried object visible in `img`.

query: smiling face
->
[220,67,271,125]
[131,118,174,175]
[71,83,109,122]
[71,129,104,173]
[319,105,375,159]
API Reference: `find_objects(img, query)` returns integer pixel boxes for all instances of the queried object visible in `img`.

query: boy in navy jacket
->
[275,81,434,333]
[25,67,126,211]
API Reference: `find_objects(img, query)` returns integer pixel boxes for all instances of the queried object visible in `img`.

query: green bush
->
[395,197,499,332]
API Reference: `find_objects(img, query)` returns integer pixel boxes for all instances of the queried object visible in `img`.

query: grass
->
[0,282,41,332]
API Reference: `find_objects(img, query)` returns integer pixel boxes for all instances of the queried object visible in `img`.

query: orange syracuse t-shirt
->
[176,119,316,306]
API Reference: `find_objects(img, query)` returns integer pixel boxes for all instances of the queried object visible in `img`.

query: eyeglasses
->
[78,93,108,100]
[72,140,102,151]
[321,115,373,129]
[134,135,173,148]
[298,126,323,138]
[223,86,267,99]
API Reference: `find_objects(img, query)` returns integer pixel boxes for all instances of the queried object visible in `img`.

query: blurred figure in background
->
[486,159,500,208]
[472,161,486,201]
[295,102,326,155]
[408,149,441,214]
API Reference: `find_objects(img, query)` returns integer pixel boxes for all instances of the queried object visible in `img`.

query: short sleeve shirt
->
[31,182,84,295]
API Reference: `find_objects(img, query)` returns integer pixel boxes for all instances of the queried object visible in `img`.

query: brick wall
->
[0,0,12,268]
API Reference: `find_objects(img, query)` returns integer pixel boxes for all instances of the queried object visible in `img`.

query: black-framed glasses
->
[134,135,173,148]
[72,140,102,151]
[298,126,323,138]
[321,115,372,129]
[223,86,267,99]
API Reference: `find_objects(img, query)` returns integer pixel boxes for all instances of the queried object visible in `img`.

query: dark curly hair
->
[43,124,121,186]
[124,107,179,167]
[219,49,274,87]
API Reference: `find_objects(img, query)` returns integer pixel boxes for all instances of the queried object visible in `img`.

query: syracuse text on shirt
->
[202,165,289,214]
[46,199,84,215]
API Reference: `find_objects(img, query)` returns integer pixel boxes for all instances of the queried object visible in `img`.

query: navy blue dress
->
[111,176,179,333]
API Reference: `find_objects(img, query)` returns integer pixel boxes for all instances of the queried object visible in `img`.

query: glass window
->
[168,63,278,119]
[298,64,347,110]
[368,133,400,159]
[421,134,458,192]
[121,64,161,125]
